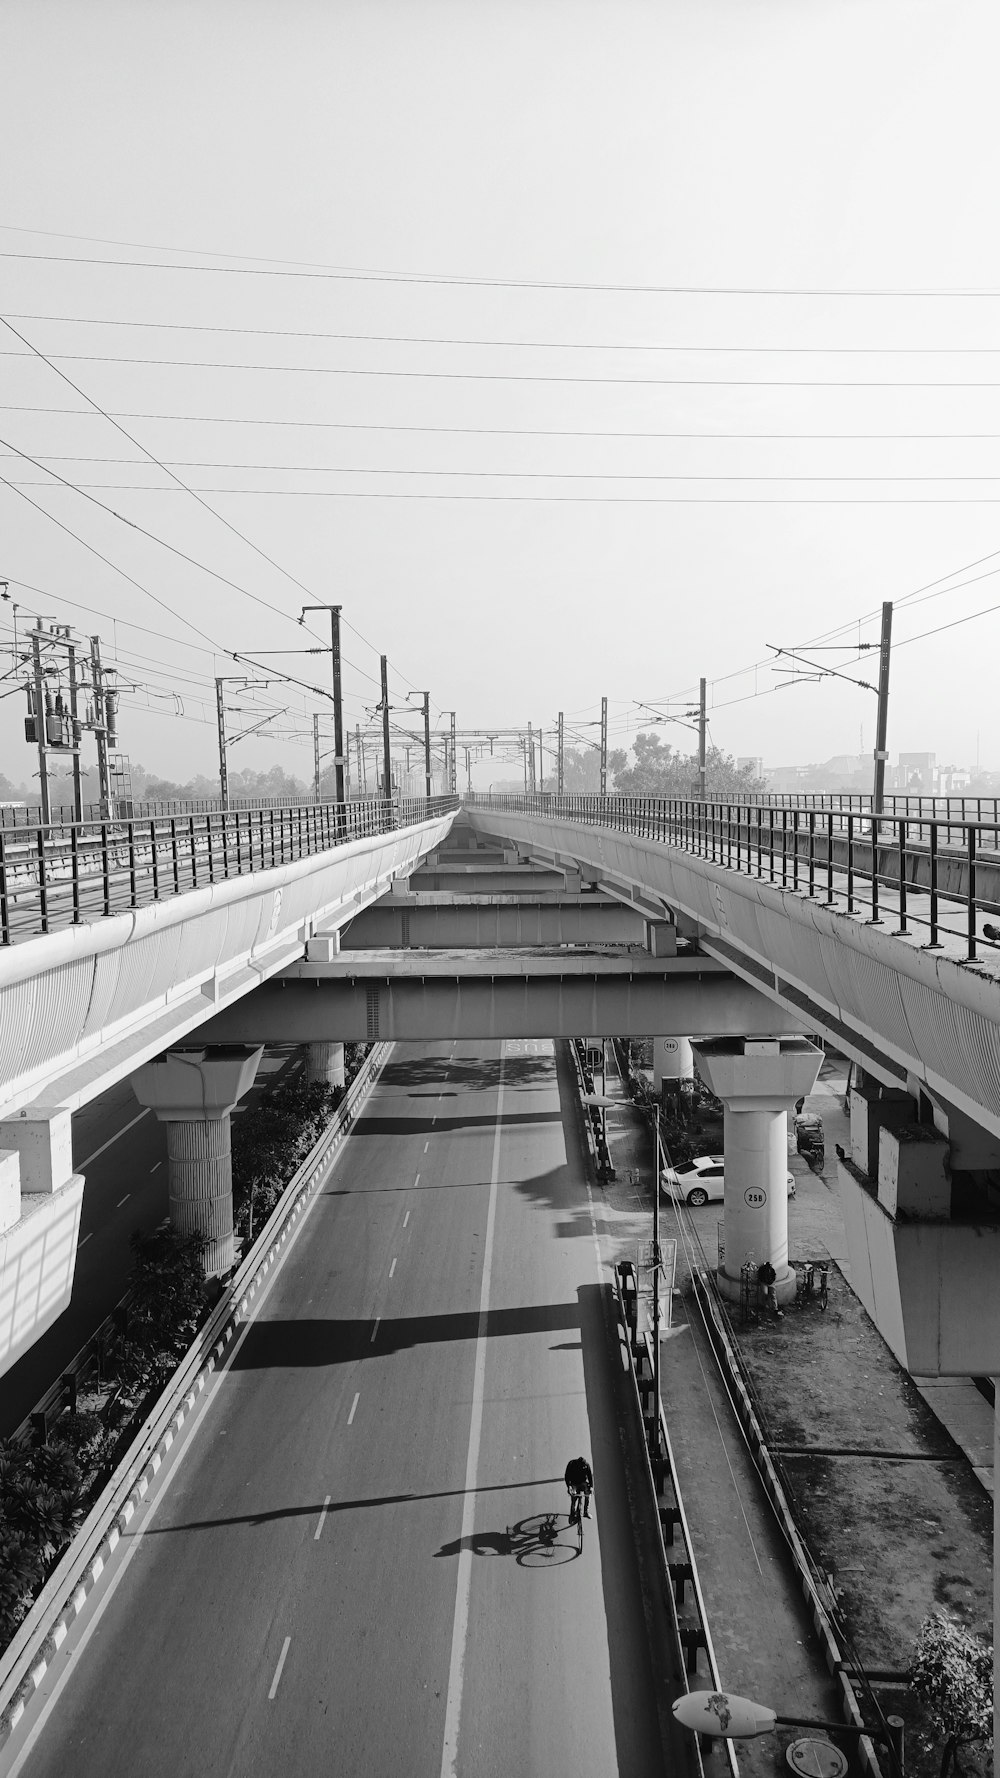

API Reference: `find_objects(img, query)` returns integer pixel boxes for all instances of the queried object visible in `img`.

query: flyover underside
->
[194,973,803,1042]
[461,808,1000,1143]
[342,894,645,947]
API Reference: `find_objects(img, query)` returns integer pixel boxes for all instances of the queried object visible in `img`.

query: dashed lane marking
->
[79,1232,92,1246]
[413,1173,420,1188]
[348,1393,360,1425]
[389,1258,397,1279]
[424,1140,429,1153]
[77,1107,151,1171]
[403,1211,410,1228]
[150,1162,161,1173]
[268,1637,291,1700]
[370,1317,380,1344]
[116,1195,130,1208]
[314,1495,331,1540]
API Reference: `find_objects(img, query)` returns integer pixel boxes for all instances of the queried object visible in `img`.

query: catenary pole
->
[698,678,707,799]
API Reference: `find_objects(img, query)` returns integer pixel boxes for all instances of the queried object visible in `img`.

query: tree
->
[910,1611,993,1778]
[560,746,628,794]
[611,731,766,798]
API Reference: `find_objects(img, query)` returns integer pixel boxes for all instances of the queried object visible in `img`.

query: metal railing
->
[464,793,1000,963]
[0,796,458,945]
[731,790,1000,825]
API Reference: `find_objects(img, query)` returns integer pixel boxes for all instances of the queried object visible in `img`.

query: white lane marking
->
[268,1636,291,1699]
[150,1162,161,1173]
[431,1116,437,1127]
[389,1257,397,1279]
[314,1494,331,1541]
[116,1195,130,1208]
[423,1140,429,1153]
[403,1211,410,1228]
[78,1107,151,1170]
[413,1173,420,1188]
[370,1317,380,1344]
[439,1048,505,1778]
[79,1232,92,1246]
[348,1392,360,1425]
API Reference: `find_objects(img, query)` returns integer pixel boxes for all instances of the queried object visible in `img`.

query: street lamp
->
[673,1690,904,1774]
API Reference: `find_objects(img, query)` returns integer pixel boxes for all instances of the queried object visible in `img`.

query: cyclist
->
[565,1454,594,1523]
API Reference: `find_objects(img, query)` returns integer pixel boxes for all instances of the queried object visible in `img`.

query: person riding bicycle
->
[565,1455,594,1521]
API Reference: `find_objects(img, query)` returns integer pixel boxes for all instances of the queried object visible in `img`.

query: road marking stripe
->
[423,1140,429,1153]
[403,1211,410,1228]
[79,1232,92,1246]
[150,1162,161,1173]
[314,1495,331,1540]
[389,1257,397,1278]
[370,1317,380,1344]
[78,1107,151,1170]
[348,1392,360,1425]
[439,1047,504,1778]
[413,1173,420,1187]
[431,1116,436,1127]
[116,1195,130,1208]
[268,1637,291,1699]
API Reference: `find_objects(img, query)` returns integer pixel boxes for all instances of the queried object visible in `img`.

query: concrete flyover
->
[0,809,454,1376]
[194,945,807,1044]
[459,806,1000,1146]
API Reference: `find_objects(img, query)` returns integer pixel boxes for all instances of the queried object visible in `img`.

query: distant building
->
[737,756,764,780]
[895,751,936,791]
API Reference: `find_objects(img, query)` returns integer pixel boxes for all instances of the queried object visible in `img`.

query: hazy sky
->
[2,1,1000,793]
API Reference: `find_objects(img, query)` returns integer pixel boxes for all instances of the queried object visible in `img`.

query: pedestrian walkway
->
[590,1042,993,1774]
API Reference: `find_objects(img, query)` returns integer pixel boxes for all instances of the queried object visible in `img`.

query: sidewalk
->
[593,1044,993,1778]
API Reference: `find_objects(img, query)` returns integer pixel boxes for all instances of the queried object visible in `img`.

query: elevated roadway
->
[5,1038,680,1778]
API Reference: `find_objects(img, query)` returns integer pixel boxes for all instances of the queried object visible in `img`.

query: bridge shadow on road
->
[229,1300,580,1369]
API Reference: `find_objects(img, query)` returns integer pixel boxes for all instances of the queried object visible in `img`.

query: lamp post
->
[673,1690,904,1775]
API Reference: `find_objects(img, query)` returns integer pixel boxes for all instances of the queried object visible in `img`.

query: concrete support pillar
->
[653,1036,693,1097]
[691,1037,823,1305]
[0,1105,86,1377]
[131,1046,263,1278]
[306,1040,346,1090]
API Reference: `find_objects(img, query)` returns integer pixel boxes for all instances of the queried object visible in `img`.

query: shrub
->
[910,1611,993,1778]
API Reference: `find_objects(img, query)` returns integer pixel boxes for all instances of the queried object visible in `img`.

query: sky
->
[2,0,1000,796]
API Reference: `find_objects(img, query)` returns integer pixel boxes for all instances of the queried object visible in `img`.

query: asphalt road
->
[7,1038,668,1778]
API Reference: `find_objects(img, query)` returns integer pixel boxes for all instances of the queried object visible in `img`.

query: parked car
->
[660,1154,796,1207]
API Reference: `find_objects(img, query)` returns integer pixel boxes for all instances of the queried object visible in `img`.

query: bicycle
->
[567,1486,591,1547]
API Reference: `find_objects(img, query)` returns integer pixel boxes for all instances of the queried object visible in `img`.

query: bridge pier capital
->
[131,1046,263,1278]
[691,1037,823,1304]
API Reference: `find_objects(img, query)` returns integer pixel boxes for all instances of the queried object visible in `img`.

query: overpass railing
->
[0,796,458,946]
[730,790,1000,824]
[464,793,1000,963]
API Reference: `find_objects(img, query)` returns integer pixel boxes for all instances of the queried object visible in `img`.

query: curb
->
[0,1041,393,1748]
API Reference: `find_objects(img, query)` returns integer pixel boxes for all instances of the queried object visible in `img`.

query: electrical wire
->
[8,481,1000,504]
[9,346,1000,388]
[5,245,1000,297]
[8,455,1000,484]
[12,311,1000,356]
[8,405,1000,443]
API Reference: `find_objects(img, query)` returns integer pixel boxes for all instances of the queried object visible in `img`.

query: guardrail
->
[613,1263,737,1778]
[464,792,1000,961]
[0,1039,393,1747]
[0,795,458,945]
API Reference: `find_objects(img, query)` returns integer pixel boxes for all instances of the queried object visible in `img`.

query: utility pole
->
[449,711,457,795]
[355,722,363,793]
[90,635,112,819]
[30,627,51,825]
[464,746,472,794]
[528,722,536,794]
[423,692,432,798]
[872,601,893,824]
[698,677,707,800]
[300,604,345,810]
[538,724,544,793]
[65,637,83,822]
[215,678,229,809]
[557,711,564,795]
[313,713,321,801]
[600,697,608,796]
[380,655,393,809]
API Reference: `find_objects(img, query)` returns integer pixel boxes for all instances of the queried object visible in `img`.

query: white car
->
[660,1154,796,1207]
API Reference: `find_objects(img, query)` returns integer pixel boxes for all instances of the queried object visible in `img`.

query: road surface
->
[6,1038,671,1778]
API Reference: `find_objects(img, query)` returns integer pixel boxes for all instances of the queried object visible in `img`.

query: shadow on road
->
[142,1476,564,1536]
[434,1512,581,1567]
[230,1301,580,1368]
